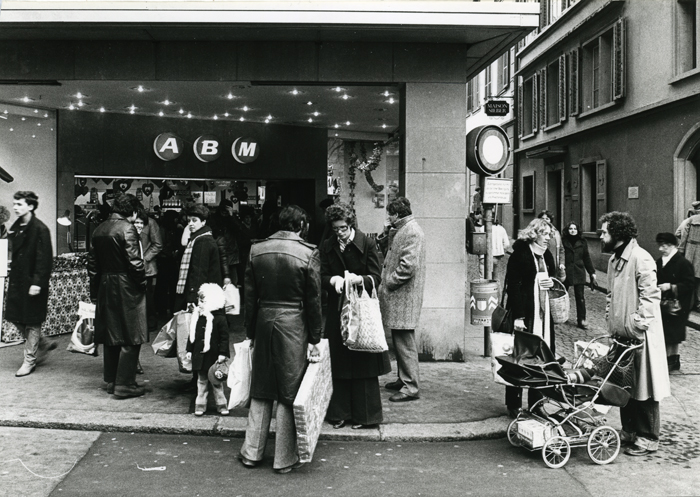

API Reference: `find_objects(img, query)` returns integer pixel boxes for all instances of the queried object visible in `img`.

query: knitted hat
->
[208,358,231,387]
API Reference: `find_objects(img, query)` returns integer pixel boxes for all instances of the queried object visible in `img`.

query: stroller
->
[496,331,643,468]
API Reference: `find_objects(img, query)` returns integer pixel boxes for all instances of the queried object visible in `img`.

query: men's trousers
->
[620,398,660,451]
[391,329,420,398]
[240,398,299,470]
[103,344,141,386]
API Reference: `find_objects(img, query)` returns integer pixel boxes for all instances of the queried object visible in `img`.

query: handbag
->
[66,301,98,356]
[491,279,513,335]
[660,298,682,316]
[341,272,388,353]
[227,340,253,410]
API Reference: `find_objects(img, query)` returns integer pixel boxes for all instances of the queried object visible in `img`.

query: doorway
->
[674,124,700,228]
[546,164,564,230]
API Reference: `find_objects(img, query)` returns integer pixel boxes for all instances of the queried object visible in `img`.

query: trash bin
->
[470,279,500,325]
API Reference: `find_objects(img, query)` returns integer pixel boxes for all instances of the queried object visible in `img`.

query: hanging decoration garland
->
[347,142,359,208]
[356,142,385,192]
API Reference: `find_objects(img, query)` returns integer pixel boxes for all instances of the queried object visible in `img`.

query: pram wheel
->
[587,426,620,465]
[507,418,521,447]
[542,436,571,468]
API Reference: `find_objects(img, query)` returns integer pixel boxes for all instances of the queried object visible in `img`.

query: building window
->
[497,51,510,91]
[485,65,492,100]
[522,173,536,212]
[467,75,481,114]
[676,0,699,75]
[571,160,607,233]
[518,75,537,137]
[545,59,563,126]
[578,19,625,114]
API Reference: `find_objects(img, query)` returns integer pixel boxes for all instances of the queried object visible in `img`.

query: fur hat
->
[189,284,226,353]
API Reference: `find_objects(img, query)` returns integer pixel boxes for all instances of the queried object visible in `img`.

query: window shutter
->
[569,48,580,116]
[532,73,539,132]
[613,18,626,101]
[570,163,580,226]
[596,160,607,225]
[558,54,567,122]
[540,67,547,130]
[540,0,549,29]
[517,79,524,137]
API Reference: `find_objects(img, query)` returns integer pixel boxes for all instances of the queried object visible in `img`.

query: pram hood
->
[495,331,567,386]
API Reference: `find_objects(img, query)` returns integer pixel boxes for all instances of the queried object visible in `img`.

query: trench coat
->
[606,238,671,401]
[378,215,426,330]
[245,231,323,405]
[88,213,147,346]
[6,215,53,325]
[656,251,694,345]
[320,229,391,380]
[563,236,595,286]
[141,217,163,277]
[186,309,230,374]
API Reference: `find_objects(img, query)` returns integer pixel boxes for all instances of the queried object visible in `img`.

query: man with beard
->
[599,211,670,456]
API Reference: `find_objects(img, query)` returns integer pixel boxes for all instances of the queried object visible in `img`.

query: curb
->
[0,408,509,443]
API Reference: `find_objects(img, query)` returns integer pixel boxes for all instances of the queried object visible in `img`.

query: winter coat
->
[88,213,147,346]
[186,309,230,374]
[245,231,323,405]
[6,215,53,325]
[547,228,565,268]
[181,226,222,306]
[606,238,671,401]
[320,229,391,380]
[505,239,555,329]
[563,236,595,286]
[141,217,163,277]
[378,215,426,330]
[656,251,694,345]
[678,213,700,277]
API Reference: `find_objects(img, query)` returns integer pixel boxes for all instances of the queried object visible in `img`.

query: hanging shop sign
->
[466,125,510,176]
[153,133,184,161]
[484,100,510,117]
[194,135,222,162]
[232,137,260,164]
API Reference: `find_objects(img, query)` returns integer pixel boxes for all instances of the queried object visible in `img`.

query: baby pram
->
[496,331,643,468]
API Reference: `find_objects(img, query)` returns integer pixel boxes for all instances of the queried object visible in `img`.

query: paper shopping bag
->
[227,340,253,410]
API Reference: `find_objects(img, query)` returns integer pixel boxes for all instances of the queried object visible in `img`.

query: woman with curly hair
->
[320,202,390,429]
[503,217,556,417]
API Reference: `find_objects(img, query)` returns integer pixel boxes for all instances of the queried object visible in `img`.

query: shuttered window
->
[579,19,626,114]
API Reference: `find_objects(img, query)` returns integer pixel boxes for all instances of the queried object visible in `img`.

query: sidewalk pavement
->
[0,264,698,446]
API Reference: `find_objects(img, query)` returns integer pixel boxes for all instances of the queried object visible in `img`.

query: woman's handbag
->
[340,272,388,353]
[227,339,253,410]
[66,301,98,356]
[491,280,513,334]
[660,298,682,316]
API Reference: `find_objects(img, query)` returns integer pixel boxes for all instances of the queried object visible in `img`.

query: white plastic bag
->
[227,340,253,410]
[223,284,241,316]
[66,302,97,356]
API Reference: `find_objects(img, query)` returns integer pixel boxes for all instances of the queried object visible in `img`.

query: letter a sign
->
[153,133,184,161]
[232,137,260,164]
[194,135,222,162]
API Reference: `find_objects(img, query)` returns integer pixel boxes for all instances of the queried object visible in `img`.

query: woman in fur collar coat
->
[186,283,230,416]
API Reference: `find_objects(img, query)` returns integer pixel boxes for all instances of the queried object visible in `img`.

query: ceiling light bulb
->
[76,92,83,99]
[242,106,249,112]
[137,85,144,92]
[334,124,339,128]
[34,109,38,113]
[44,113,48,118]
[37,123,41,126]
[69,104,75,110]
[382,124,387,129]
[306,101,313,106]
[179,109,184,114]
[227,93,234,99]
[388,98,395,104]
[313,111,320,116]
[265,119,270,124]
[163,100,171,105]
[267,114,272,120]
[224,112,230,117]
[239,117,245,122]
[158,111,164,116]
[335,133,338,137]
[187,113,192,118]
[308,118,313,123]
[342,94,350,100]
[345,121,351,126]
[22,97,30,103]
[21,117,26,121]
[32,135,36,138]
[99,107,105,113]
[213,115,218,120]
[9,128,13,131]
[3,110,8,114]
[129,105,136,111]
[335,87,342,92]
[130,109,135,114]
[78,101,85,107]
[291,89,299,95]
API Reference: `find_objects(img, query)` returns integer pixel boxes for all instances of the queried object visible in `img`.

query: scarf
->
[529,244,551,346]
[176,230,212,294]
[338,228,355,253]
[189,307,214,353]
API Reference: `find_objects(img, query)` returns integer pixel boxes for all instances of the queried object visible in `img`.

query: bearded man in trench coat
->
[238,205,323,474]
[600,211,671,456]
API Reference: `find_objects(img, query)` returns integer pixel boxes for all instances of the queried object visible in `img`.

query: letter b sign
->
[232,137,260,164]
[194,135,222,162]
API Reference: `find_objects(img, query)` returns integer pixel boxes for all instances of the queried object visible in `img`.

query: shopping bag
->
[151,316,178,357]
[342,273,388,353]
[293,339,332,463]
[223,284,241,316]
[66,301,98,356]
[175,311,193,373]
[490,331,514,386]
[227,339,253,410]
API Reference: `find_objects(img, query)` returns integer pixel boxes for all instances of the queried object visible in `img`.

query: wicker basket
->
[548,278,569,324]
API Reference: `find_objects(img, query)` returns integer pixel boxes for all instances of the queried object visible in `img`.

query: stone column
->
[403,83,467,361]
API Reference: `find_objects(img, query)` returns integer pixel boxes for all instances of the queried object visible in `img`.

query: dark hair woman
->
[320,202,390,429]
[655,232,694,371]
[562,221,598,329]
[504,218,556,418]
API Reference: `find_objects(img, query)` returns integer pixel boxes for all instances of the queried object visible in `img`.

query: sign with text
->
[193,135,222,162]
[482,177,513,204]
[153,133,184,161]
[485,100,510,116]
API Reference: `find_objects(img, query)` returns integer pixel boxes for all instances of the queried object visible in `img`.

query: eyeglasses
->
[332,225,349,233]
